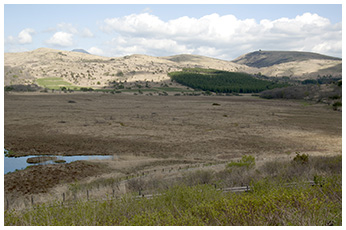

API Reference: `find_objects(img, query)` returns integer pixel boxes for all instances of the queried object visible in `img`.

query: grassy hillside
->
[36,77,75,90]
[169,68,288,93]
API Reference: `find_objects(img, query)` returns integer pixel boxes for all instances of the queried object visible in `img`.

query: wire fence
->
[5,158,316,211]
[5,180,316,211]
[5,161,227,211]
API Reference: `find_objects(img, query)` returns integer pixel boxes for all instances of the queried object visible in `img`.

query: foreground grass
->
[5,175,341,226]
[5,155,341,226]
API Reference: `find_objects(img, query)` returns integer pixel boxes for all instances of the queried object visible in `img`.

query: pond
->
[4,153,112,174]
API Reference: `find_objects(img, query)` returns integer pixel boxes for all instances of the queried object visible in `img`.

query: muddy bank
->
[4,161,110,197]
[26,156,57,164]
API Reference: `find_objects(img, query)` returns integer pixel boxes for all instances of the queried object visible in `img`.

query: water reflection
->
[4,154,112,174]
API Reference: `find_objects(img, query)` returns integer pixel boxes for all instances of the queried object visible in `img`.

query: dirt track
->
[4,92,342,197]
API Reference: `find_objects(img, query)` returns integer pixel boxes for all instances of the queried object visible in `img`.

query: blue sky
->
[4,3,342,60]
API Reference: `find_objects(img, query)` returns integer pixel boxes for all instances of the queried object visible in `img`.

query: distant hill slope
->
[4,48,342,88]
[232,50,341,68]
[71,49,90,54]
[4,48,251,88]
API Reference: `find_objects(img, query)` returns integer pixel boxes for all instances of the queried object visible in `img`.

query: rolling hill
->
[71,49,90,54]
[232,50,341,68]
[232,50,342,79]
[4,48,342,89]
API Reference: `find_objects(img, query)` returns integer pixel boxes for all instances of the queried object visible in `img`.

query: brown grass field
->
[4,92,342,204]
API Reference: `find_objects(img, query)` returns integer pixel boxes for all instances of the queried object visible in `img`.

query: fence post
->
[31,195,34,206]
[63,193,65,203]
[6,197,9,210]
[87,190,89,200]
[113,189,115,198]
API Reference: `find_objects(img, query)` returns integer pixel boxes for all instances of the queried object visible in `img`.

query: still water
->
[4,154,112,174]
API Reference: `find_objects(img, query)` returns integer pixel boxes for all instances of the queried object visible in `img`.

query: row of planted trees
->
[168,69,288,94]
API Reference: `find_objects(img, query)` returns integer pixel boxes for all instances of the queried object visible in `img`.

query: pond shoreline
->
[4,153,113,174]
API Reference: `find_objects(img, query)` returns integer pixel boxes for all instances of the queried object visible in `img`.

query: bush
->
[332,101,342,110]
[80,87,94,92]
[4,86,14,91]
[293,153,309,165]
[182,170,214,186]
[116,71,124,77]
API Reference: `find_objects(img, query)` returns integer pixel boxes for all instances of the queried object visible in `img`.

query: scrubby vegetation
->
[4,84,42,92]
[5,155,341,226]
[168,68,288,93]
[260,81,342,107]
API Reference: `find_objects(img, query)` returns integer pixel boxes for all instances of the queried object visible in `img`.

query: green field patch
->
[36,77,75,90]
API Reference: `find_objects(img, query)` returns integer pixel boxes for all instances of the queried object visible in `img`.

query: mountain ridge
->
[4,48,342,88]
[232,50,341,68]
[71,49,90,54]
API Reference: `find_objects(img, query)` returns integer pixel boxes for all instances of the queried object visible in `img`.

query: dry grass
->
[4,92,341,209]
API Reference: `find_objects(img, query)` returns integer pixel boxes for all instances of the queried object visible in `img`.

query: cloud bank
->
[4,12,341,60]
[100,12,341,59]
[46,32,74,47]
[6,28,35,45]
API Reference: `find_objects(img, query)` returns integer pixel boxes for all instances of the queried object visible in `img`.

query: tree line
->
[168,68,288,93]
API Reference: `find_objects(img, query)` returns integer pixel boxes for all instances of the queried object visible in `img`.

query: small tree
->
[293,152,309,165]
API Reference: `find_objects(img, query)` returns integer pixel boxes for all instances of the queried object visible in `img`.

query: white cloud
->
[57,23,79,34]
[5,35,17,44]
[87,47,104,56]
[5,28,35,45]
[106,36,191,57]
[101,13,166,35]
[100,12,341,59]
[18,28,35,44]
[46,31,74,47]
[81,28,94,38]
[56,23,93,38]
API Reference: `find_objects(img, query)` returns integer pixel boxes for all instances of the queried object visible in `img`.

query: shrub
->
[292,153,309,165]
[332,101,342,110]
[80,87,94,92]
[182,170,214,186]
[4,86,14,91]
[116,71,124,77]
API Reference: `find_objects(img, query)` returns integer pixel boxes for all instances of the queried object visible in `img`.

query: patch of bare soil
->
[4,161,109,197]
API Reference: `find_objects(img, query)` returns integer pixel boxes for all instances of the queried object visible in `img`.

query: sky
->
[3,3,343,60]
